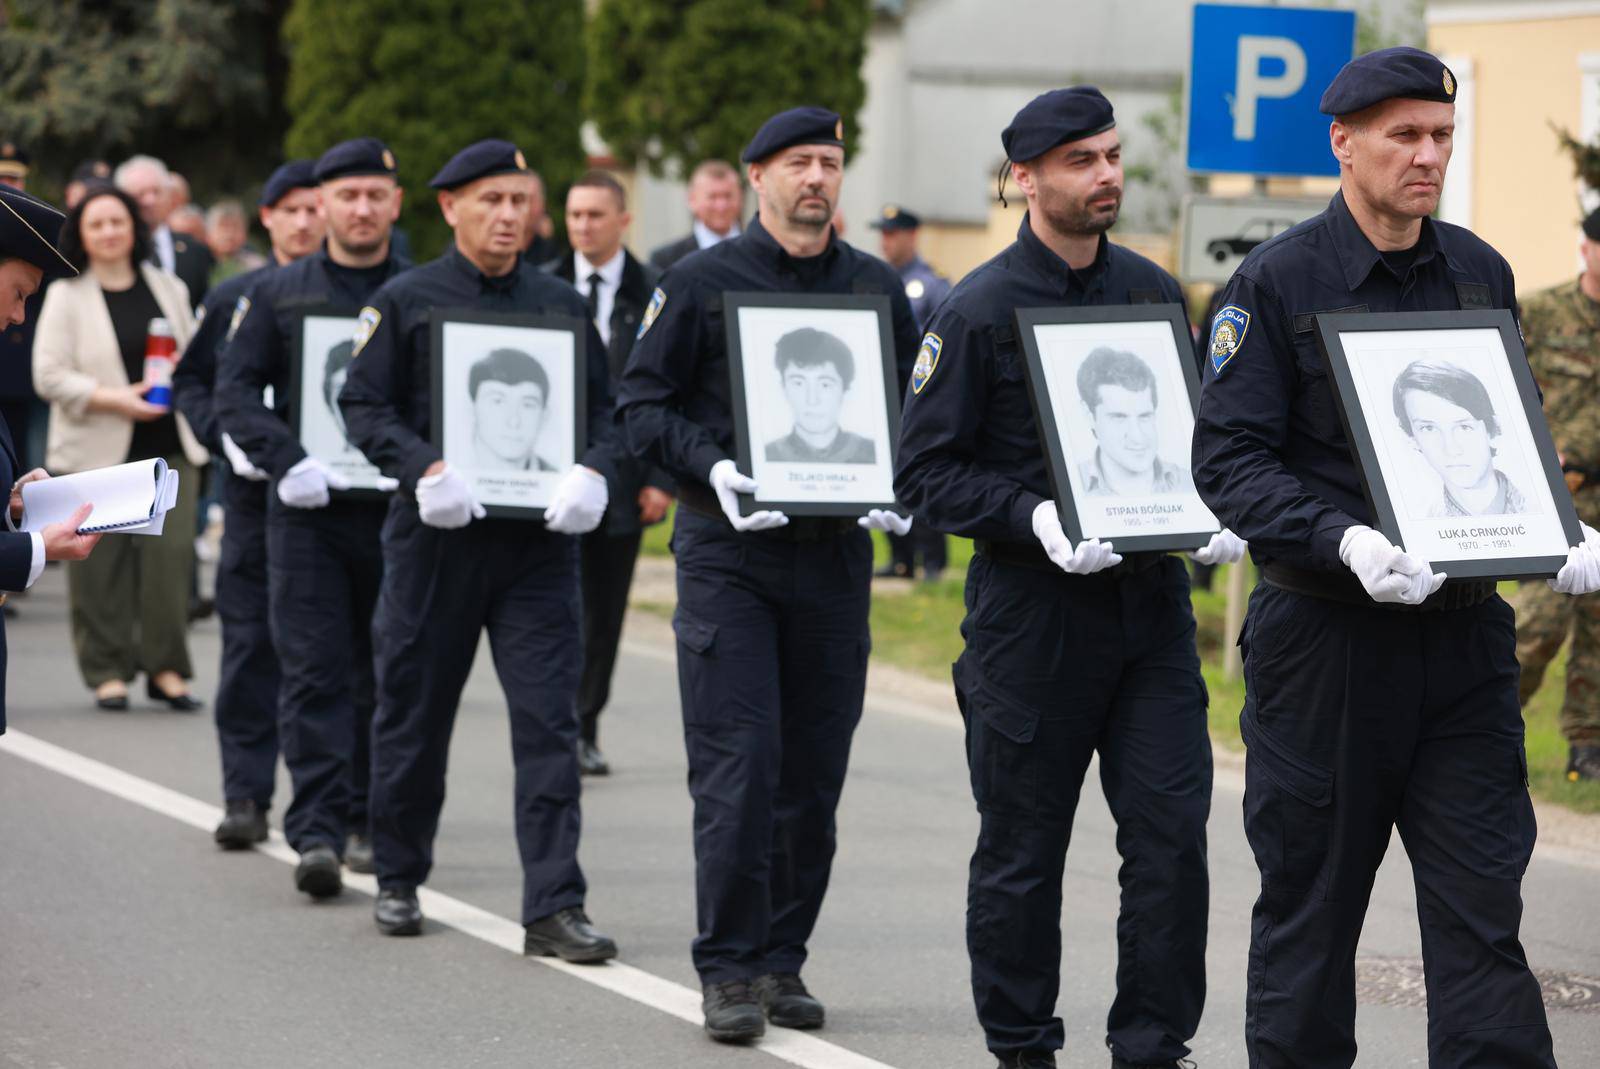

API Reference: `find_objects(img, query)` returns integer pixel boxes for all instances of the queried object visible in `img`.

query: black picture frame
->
[1014,303,1220,552]
[723,291,904,517]
[289,309,392,501]
[1314,309,1579,580]
[428,308,587,521]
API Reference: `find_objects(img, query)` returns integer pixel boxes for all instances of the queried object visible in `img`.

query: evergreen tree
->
[586,0,871,177]
[283,0,586,259]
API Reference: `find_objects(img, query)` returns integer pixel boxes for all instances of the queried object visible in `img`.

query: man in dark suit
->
[0,186,106,732]
[649,159,743,271]
[115,154,214,307]
[549,169,672,776]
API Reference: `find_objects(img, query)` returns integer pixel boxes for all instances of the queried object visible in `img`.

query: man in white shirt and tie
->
[548,170,673,776]
[649,159,744,271]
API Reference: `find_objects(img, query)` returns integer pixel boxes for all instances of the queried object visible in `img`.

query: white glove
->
[276,456,349,509]
[858,509,912,536]
[1549,522,1600,595]
[1339,525,1445,605]
[1031,500,1122,575]
[709,459,788,532]
[544,465,609,535]
[415,465,485,529]
[221,433,268,482]
[374,476,400,492]
[1189,528,1247,566]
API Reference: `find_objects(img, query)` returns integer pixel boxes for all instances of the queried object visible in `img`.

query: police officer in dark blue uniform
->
[215,139,410,895]
[894,88,1245,1069]
[338,139,621,960]
[1192,48,1600,1068]
[617,106,919,1043]
[175,159,324,849]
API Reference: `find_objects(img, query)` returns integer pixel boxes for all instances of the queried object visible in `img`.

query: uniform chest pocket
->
[1290,333,1346,441]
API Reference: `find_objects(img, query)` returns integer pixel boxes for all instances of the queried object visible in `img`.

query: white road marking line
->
[0,728,903,1069]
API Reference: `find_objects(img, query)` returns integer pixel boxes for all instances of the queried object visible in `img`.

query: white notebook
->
[19,459,181,536]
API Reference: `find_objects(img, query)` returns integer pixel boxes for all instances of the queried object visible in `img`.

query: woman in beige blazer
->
[34,184,210,712]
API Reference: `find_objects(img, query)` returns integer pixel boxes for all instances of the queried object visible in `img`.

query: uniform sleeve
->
[0,529,34,592]
[616,277,729,483]
[172,292,229,450]
[338,292,440,491]
[893,307,1045,541]
[214,288,306,478]
[578,316,621,485]
[1191,273,1360,568]
[886,280,922,396]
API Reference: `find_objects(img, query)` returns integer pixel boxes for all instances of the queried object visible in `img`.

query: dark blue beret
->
[1002,86,1116,163]
[1584,207,1600,243]
[740,107,845,164]
[870,204,921,232]
[0,186,75,278]
[314,137,398,183]
[259,159,318,207]
[0,140,29,180]
[429,139,530,191]
[1319,46,1456,116]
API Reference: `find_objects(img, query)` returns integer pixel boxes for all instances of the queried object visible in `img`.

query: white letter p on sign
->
[1233,35,1307,141]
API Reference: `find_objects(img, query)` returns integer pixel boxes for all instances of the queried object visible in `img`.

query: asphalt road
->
[2,568,1598,1068]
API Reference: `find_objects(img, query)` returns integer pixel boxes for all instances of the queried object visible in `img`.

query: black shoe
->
[996,1055,1056,1069]
[753,972,824,1029]
[95,694,129,712]
[702,979,765,1043]
[188,596,215,622]
[523,906,618,964]
[344,832,374,874]
[873,562,913,580]
[1567,745,1600,782]
[577,740,611,777]
[1110,1058,1195,1069]
[374,887,423,935]
[146,679,203,712]
[213,799,268,849]
[294,844,343,899]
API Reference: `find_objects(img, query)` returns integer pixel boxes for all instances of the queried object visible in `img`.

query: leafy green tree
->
[0,0,291,202]
[586,0,870,177]
[283,0,586,258]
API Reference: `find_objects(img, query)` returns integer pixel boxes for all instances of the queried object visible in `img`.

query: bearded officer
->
[616,107,919,1043]
[1192,48,1600,1068]
[338,139,620,961]
[894,87,1243,1069]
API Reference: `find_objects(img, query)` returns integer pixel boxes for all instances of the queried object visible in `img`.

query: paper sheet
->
[19,459,180,536]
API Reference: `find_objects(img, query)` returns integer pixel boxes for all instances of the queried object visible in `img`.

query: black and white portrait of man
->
[1073,346,1193,497]
[763,327,876,465]
[1392,358,1526,517]
[322,339,355,448]
[469,347,557,473]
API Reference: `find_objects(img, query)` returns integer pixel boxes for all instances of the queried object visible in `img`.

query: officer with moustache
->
[216,139,411,894]
[175,159,325,849]
[894,88,1244,1069]
[338,140,620,961]
[617,107,919,1044]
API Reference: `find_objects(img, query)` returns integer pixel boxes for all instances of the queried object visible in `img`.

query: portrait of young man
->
[323,339,356,447]
[1074,345,1192,496]
[468,347,557,473]
[762,326,876,464]
[1391,358,1526,517]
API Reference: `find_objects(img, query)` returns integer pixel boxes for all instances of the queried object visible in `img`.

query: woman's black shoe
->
[147,680,203,711]
[95,694,129,712]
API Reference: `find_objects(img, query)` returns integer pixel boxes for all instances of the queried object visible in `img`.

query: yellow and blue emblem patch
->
[353,306,382,356]
[224,295,251,343]
[911,332,942,394]
[637,287,666,340]
[1209,305,1250,375]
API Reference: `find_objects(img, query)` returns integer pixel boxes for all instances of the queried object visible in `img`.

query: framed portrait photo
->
[429,309,585,520]
[291,312,392,498]
[1315,309,1580,580]
[724,292,902,516]
[1015,304,1221,552]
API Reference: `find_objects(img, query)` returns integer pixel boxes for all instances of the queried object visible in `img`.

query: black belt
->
[676,481,857,542]
[973,538,1164,577]
[1260,562,1495,612]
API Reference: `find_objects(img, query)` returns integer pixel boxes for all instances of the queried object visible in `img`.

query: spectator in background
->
[168,172,192,212]
[206,200,267,283]
[0,141,28,191]
[521,168,558,266]
[64,160,112,210]
[31,185,209,712]
[169,204,207,243]
[649,159,743,270]
[114,154,213,306]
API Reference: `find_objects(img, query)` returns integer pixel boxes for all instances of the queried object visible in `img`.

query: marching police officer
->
[617,106,919,1043]
[894,88,1243,1069]
[338,140,620,960]
[1193,48,1600,1068]
[215,138,410,895]
[174,159,324,849]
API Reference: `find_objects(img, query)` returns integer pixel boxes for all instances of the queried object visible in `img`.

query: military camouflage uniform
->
[1514,276,1600,745]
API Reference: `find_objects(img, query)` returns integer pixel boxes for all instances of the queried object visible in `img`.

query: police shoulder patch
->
[911,332,943,394]
[353,306,382,356]
[225,295,251,343]
[1208,305,1250,375]
[637,287,666,340]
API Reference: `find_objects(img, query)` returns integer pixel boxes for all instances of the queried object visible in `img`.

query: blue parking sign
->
[1186,3,1356,177]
